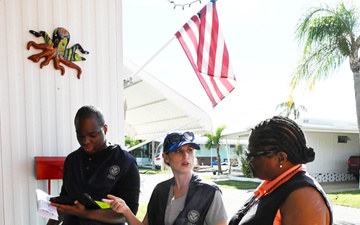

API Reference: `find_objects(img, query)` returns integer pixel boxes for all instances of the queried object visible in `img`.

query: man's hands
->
[50,200,88,218]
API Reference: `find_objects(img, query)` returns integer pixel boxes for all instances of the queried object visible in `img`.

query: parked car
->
[154,153,163,170]
[348,155,360,182]
[212,160,229,175]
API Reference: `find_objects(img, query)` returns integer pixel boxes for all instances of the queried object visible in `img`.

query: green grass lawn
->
[136,203,147,221]
[139,167,171,174]
[214,179,260,190]
[327,190,360,208]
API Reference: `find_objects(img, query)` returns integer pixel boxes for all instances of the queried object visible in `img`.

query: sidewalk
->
[320,180,359,193]
[332,205,360,225]
[320,180,360,225]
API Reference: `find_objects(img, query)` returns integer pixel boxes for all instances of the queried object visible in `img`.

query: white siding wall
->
[306,132,359,176]
[0,0,124,224]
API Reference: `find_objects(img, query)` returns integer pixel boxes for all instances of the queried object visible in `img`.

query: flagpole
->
[129,36,176,79]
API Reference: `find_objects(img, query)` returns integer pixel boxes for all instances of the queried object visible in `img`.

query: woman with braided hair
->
[229,116,333,225]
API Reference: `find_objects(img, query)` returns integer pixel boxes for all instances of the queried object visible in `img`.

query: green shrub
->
[241,156,253,178]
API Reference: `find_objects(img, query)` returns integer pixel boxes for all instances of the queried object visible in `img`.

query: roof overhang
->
[221,117,359,141]
[123,58,212,141]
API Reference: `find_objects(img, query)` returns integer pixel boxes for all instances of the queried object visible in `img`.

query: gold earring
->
[279,164,283,168]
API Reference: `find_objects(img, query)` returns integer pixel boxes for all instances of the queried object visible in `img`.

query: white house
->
[222,118,360,182]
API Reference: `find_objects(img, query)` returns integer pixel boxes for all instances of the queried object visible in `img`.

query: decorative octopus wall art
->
[27,27,89,79]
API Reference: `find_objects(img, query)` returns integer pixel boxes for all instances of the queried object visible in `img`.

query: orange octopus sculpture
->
[27,27,89,79]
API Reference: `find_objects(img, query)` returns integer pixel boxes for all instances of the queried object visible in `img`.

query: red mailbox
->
[34,156,66,193]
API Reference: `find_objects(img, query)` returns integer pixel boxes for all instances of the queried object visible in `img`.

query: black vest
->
[148,173,219,225]
[229,171,333,225]
[62,144,137,225]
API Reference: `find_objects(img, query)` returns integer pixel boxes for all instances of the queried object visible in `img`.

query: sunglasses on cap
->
[163,131,197,152]
[167,131,194,143]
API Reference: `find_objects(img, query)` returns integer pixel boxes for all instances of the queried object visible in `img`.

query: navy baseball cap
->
[163,131,200,153]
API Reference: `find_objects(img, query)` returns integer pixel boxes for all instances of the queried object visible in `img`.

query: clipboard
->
[50,193,100,210]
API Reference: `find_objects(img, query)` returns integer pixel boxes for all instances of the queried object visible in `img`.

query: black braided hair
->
[74,105,106,127]
[248,116,315,164]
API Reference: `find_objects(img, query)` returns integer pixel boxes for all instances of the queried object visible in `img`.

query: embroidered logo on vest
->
[108,165,120,180]
[187,210,200,224]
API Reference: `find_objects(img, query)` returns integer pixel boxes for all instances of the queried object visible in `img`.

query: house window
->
[338,136,350,143]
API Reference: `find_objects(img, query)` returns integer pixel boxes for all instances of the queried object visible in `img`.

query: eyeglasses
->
[245,150,278,161]
[164,131,195,151]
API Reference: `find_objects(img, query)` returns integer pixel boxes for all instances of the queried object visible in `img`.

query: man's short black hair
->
[74,105,105,127]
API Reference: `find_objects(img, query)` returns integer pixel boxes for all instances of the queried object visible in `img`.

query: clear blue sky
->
[123,0,358,132]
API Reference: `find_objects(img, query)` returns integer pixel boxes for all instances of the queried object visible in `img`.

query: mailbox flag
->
[175,0,236,107]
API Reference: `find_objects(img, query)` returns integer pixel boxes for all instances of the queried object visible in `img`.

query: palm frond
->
[292,1,360,91]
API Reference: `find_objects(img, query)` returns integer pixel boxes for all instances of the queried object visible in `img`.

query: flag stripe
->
[208,3,218,76]
[197,5,207,75]
[176,33,218,105]
[175,1,236,107]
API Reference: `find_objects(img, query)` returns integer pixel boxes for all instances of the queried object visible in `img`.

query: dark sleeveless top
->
[229,171,333,225]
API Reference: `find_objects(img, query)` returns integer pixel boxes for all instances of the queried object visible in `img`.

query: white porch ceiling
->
[123,58,212,140]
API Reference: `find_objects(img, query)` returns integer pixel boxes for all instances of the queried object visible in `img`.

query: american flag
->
[175,0,236,107]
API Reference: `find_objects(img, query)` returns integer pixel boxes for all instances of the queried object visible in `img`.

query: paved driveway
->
[139,173,360,225]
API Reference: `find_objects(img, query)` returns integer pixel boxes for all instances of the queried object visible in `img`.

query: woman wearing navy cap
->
[103,131,228,225]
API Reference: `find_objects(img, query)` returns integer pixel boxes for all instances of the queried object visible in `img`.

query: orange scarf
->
[254,164,306,198]
[253,164,306,225]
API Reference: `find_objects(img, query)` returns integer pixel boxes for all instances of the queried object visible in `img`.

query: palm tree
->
[233,143,244,167]
[275,95,307,119]
[292,1,360,134]
[233,143,253,178]
[204,125,227,174]
[125,136,141,156]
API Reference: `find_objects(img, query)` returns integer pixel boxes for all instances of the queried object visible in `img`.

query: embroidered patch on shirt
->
[108,165,120,180]
[188,210,200,223]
